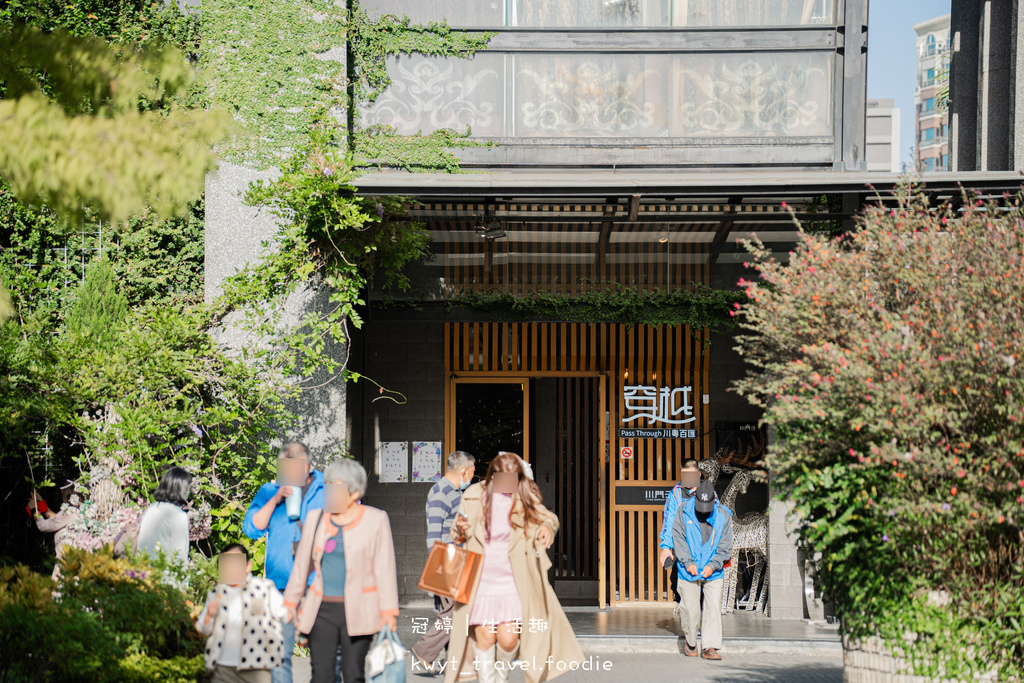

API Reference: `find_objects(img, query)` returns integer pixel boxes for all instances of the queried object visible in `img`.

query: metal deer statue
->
[712,432,770,616]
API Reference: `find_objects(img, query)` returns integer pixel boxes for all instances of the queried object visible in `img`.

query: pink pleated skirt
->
[469,494,522,625]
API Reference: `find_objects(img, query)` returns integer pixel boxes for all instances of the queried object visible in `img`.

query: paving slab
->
[287,605,841,681]
[293,652,844,683]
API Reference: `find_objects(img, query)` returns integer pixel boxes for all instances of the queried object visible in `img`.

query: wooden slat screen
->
[554,377,600,581]
[445,322,710,605]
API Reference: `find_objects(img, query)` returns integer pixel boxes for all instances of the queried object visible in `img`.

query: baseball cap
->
[694,480,716,514]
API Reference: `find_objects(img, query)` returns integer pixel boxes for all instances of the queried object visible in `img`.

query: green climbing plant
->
[445,285,744,331]
[218,130,431,384]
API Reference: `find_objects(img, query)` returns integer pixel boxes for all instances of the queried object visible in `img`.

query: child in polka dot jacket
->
[197,544,292,683]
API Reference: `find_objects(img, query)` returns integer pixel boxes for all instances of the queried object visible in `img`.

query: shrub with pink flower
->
[732,183,1023,681]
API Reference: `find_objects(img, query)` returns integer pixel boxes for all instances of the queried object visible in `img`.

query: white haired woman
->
[283,459,399,683]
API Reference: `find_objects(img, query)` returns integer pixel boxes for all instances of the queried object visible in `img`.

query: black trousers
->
[308,601,373,683]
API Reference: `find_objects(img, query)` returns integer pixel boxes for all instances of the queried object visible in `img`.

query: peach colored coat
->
[282,504,399,637]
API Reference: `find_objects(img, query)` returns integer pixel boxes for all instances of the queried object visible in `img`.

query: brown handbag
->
[417,541,483,604]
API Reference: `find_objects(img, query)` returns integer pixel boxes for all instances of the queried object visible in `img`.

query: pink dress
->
[469,493,523,626]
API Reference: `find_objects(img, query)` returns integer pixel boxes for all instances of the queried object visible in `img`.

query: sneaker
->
[701,648,722,661]
[683,641,698,657]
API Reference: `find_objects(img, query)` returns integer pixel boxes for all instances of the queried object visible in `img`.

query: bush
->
[0,548,204,682]
[733,185,1024,681]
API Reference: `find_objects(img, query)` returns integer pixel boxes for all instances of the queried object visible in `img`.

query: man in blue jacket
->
[658,459,700,604]
[244,441,325,683]
[673,480,733,661]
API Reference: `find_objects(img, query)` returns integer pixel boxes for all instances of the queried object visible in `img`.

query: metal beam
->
[481,27,838,52]
[839,0,869,171]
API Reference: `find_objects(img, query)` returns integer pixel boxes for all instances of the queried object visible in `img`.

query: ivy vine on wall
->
[445,286,745,332]
[202,0,493,171]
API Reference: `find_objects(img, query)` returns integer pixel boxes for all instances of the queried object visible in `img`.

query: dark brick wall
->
[348,321,445,606]
[707,331,763,427]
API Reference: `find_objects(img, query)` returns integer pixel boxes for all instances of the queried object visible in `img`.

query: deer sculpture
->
[717,464,770,615]
[705,430,769,615]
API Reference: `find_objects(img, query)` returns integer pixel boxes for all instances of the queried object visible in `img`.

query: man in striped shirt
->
[411,450,476,672]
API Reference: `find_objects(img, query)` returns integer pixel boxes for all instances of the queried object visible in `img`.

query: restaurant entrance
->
[443,321,710,607]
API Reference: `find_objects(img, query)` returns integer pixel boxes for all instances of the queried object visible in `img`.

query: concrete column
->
[204,164,348,469]
[766,426,804,620]
[950,0,981,170]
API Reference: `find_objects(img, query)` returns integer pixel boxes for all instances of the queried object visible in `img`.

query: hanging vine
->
[446,286,745,332]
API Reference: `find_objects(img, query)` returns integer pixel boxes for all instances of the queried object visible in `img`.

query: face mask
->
[460,471,472,490]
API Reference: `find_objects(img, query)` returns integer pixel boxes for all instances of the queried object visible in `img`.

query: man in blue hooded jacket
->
[658,459,700,605]
[244,441,324,683]
[673,479,733,661]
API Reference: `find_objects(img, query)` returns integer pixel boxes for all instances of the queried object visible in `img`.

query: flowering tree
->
[732,185,1024,680]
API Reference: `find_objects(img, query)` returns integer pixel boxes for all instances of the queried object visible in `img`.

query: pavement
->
[289,605,843,682]
[294,653,844,682]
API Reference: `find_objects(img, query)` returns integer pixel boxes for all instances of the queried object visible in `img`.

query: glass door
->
[451,378,529,482]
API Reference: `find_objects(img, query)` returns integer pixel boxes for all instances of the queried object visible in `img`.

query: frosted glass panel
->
[670,52,833,136]
[516,0,669,27]
[671,0,835,26]
[363,52,833,138]
[361,0,833,27]
[360,54,506,136]
[360,0,506,27]
[513,55,669,136]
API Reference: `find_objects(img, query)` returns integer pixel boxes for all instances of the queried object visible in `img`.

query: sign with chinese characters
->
[614,485,676,506]
[411,441,443,482]
[378,442,408,482]
[619,383,697,439]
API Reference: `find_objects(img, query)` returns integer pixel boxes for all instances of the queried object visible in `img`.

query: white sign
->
[379,442,408,482]
[620,446,633,460]
[411,441,443,482]
[621,384,696,425]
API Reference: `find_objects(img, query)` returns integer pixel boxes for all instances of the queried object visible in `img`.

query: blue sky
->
[867,0,952,168]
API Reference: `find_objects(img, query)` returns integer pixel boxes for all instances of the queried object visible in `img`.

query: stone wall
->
[841,635,998,683]
[204,164,348,468]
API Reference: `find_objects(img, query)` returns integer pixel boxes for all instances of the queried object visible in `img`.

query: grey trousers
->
[678,577,724,650]
[212,666,272,683]
[412,596,457,662]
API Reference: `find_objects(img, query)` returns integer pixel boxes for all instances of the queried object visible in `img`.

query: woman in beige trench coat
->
[445,453,584,683]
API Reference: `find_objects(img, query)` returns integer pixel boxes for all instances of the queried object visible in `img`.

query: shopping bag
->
[365,626,406,683]
[417,541,482,604]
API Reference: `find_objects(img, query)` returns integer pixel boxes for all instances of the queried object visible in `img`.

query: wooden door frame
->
[444,370,610,608]
[445,375,532,464]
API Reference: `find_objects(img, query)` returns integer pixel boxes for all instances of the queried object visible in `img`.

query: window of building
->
[360,0,837,28]
[924,157,935,171]
[942,123,948,137]
[941,154,948,169]
[362,51,835,139]
[923,128,935,142]
[923,97,935,112]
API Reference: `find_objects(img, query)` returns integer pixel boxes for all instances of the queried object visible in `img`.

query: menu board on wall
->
[412,441,443,482]
[378,442,408,482]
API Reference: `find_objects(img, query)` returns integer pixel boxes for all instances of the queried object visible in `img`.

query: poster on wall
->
[379,442,408,482]
[412,441,443,482]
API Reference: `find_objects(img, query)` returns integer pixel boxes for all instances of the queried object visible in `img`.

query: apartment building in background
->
[914,14,950,171]
[866,98,901,172]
